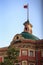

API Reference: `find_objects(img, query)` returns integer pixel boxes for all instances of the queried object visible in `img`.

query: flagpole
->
[27,3,29,21]
[24,4,29,22]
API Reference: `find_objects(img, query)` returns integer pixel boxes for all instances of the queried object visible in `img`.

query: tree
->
[0,60,14,65]
[4,59,14,65]
[7,47,19,65]
[0,47,19,65]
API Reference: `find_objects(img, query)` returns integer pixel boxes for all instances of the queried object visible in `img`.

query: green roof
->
[21,32,40,40]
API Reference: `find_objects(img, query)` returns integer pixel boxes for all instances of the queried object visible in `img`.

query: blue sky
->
[0,0,43,47]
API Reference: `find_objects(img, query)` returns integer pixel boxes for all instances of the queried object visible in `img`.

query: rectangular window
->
[22,50,27,56]
[30,51,34,56]
[29,50,35,57]
[22,61,27,65]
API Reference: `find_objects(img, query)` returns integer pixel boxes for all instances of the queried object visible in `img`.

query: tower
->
[23,4,32,34]
[23,20,32,34]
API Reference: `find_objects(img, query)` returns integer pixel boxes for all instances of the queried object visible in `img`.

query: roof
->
[0,47,8,52]
[23,20,32,27]
[21,32,40,40]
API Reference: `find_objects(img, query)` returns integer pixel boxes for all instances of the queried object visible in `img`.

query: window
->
[16,36,19,39]
[22,50,27,56]
[22,61,27,65]
[29,50,35,57]
[30,51,33,56]
[25,27,27,31]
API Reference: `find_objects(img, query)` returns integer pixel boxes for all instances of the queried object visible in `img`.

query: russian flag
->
[24,5,28,8]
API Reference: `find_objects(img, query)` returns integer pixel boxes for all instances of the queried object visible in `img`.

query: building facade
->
[0,20,43,65]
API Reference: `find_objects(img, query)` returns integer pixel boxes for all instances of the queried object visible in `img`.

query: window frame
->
[30,51,33,56]
[21,49,28,56]
[22,50,27,56]
[29,50,35,57]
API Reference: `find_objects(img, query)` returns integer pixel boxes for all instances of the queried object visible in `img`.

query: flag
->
[24,5,28,8]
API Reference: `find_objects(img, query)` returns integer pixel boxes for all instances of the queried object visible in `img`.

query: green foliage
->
[0,60,14,65]
[4,59,14,65]
[7,47,19,64]
[0,47,19,65]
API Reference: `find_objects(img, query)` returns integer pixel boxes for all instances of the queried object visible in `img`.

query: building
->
[0,19,43,65]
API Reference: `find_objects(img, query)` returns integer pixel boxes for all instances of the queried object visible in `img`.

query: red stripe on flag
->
[24,5,28,8]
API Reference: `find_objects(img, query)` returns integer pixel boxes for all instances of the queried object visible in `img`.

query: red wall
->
[0,57,3,62]
[19,49,43,65]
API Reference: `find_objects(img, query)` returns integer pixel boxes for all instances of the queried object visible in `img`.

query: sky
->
[0,0,43,48]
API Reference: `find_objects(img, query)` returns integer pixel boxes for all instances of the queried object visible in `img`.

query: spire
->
[23,4,33,34]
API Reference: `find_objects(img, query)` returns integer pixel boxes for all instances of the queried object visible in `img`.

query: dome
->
[21,32,40,40]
